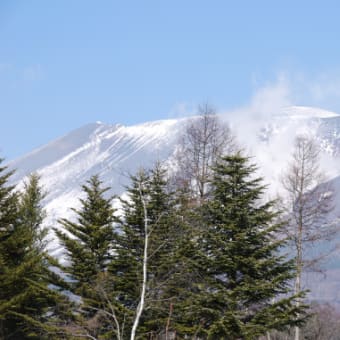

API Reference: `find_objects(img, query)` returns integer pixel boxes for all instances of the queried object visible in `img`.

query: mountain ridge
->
[5,105,340,305]
[8,106,340,226]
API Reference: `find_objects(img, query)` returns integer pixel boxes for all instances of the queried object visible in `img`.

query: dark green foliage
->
[141,165,188,337]
[54,175,118,337]
[56,175,117,286]
[0,153,310,339]
[0,168,66,339]
[110,164,193,338]
[110,170,148,312]
[192,153,307,339]
[109,169,151,338]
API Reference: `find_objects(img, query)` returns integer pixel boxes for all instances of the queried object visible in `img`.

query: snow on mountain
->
[8,117,186,256]
[278,105,339,119]
[8,106,340,238]
[6,105,340,304]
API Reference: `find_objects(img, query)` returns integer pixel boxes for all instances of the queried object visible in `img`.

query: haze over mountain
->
[6,105,340,305]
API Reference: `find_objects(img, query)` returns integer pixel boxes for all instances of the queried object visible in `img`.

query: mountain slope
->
[6,105,340,304]
[9,118,185,255]
[8,107,340,215]
[8,106,340,234]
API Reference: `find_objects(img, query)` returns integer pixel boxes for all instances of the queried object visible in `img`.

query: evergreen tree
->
[56,175,117,286]
[193,153,306,339]
[0,160,19,338]
[0,169,64,339]
[111,164,190,339]
[165,189,208,338]
[54,175,118,337]
[141,164,186,337]
[109,169,150,338]
[54,176,116,299]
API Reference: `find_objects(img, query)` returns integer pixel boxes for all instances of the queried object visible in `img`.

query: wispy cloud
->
[304,71,340,107]
[225,72,340,194]
[167,69,340,124]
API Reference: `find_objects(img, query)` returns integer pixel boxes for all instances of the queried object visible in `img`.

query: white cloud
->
[308,73,340,106]
[214,72,340,196]
[166,72,340,189]
[248,73,292,116]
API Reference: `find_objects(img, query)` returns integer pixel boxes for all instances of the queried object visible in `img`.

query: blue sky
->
[2,0,340,159]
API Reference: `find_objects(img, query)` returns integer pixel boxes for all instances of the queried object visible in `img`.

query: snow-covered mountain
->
[8,106,340,241]
[6,105,340,305]
[9,117,186,256]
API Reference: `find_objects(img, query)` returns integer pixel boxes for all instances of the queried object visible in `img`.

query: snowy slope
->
[8,106,340,237]
[8,118,186,256]
[232,106,340,193]
[6,105,340,303]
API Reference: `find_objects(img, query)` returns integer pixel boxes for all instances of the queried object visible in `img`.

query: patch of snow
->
[6,105,340,307]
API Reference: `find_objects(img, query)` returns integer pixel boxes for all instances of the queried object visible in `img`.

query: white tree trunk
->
[130,182,149,340]
[294,214,303,340]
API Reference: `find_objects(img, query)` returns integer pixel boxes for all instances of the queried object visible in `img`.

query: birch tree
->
[175,103,236,204]
[129,179,149,340]
[281,135,338,340]
[112,165,185,339]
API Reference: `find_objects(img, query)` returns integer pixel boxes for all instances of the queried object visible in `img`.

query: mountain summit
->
[6,106,340,304]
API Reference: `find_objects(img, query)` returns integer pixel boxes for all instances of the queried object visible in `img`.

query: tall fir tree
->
[0,169,65,339]
[54,175,118,337]
[140,164,186,338]
[109,169,150,338]
[111,164,192,339]
[193,153,306,339]
[0,159,19,338]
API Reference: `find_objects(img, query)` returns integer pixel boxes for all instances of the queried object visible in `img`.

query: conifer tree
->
[54,175,118,337]
[111,164,190,338]
[0,169,64,339]
[55,175,117,285]
[141,164,186,337]
[0,160,19,338]
[193,153,306,339]
[109,169,150,338]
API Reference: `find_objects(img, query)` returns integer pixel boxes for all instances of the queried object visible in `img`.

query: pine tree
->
[111,164,190,339]
[0,169,65,339]
[193,153,306,339]
[109,169,150,338]
[56,175,117,285]
[140,164,186,338]
[165,189,208,338]
[54,175,118,337]
[0,160,19,338]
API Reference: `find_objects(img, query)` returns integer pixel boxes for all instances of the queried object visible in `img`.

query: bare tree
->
[281,135,339,340]
[301,302,340,340]
[263,303,340,340]
[175,103,236,203]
